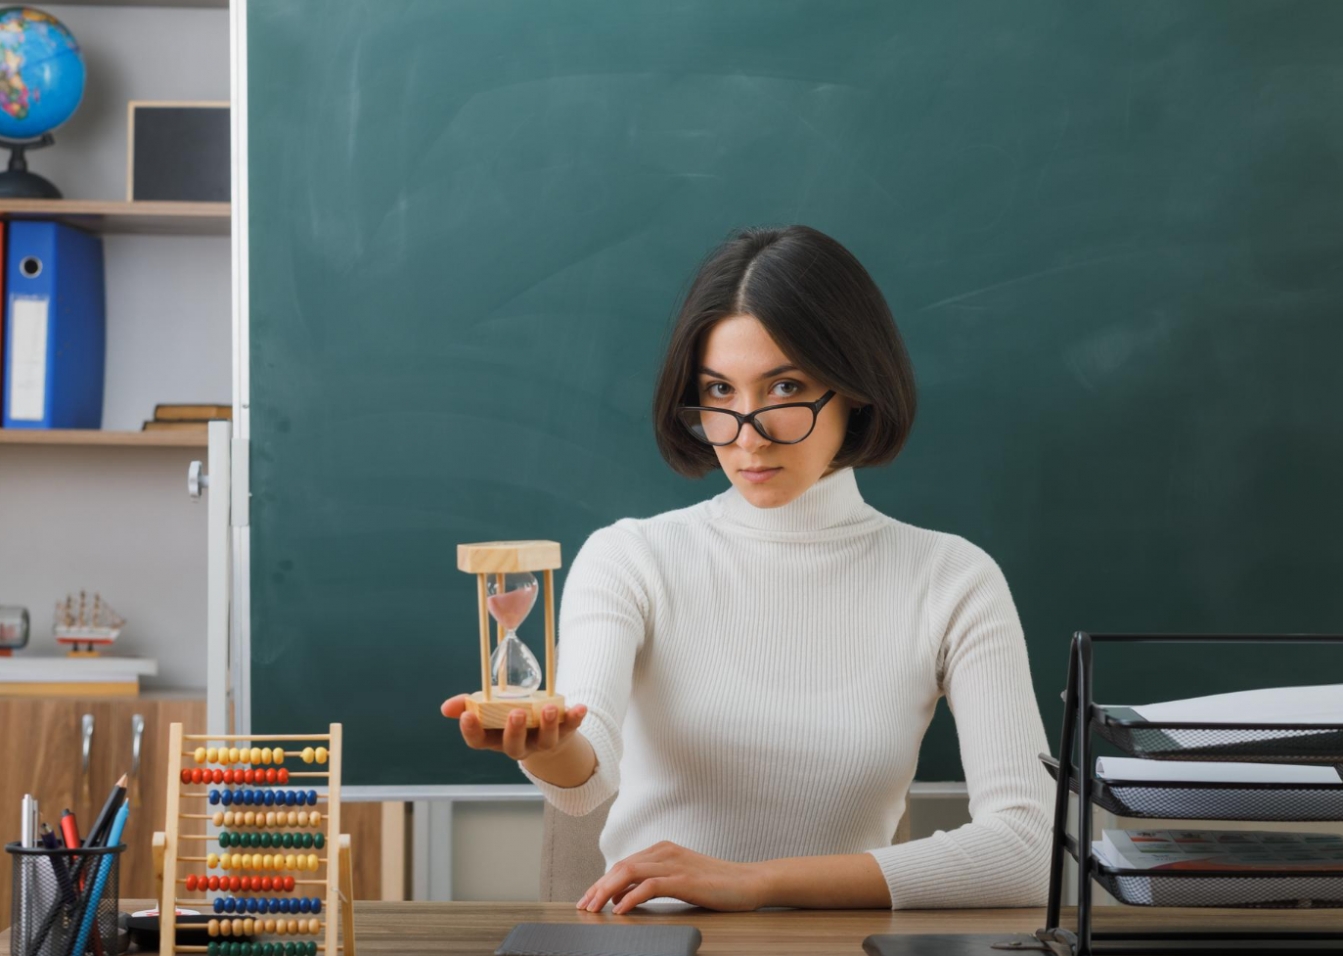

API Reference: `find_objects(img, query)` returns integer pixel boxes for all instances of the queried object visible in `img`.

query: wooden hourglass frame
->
[457,539,565,729]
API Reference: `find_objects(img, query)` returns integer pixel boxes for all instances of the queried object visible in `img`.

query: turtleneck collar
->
[707,466,876,535]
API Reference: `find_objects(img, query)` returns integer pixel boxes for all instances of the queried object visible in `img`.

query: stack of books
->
[0,656,158,696]
[141,403,231,437]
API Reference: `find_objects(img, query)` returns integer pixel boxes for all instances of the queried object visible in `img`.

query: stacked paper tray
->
[1041,756,1343,822]
[1092,705,1343,764]
[1090,859,1343,909]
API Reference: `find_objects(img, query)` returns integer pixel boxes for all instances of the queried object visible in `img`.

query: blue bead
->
[213,898,226,914]
[311,899,321,914]
[306,790,317,806]
[250,898,261,913]
[297,897,310,914]
[209,790,221,805]
[226,897,238,913]
[268,898,281,914]
[220,790,233,806]
[245,789,257,805]
[283,790,296,806]
[264,790,276,806]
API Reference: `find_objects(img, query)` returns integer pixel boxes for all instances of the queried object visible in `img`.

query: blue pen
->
[69,800,129,956]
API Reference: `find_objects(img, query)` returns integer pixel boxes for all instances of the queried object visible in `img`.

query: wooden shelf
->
[0,200,229,236]
[0,429,207,448]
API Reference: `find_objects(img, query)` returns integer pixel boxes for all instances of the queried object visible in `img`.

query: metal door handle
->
[81,713,94,807]
[189,460,210,499]
[130,714,145,807]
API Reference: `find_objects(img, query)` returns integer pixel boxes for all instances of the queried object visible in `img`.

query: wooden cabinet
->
[0,693,204,928]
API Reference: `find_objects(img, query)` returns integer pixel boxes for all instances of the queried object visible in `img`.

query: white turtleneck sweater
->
[520,466,1054,909]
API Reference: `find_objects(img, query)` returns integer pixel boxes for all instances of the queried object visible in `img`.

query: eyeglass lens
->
[677,405,815,445]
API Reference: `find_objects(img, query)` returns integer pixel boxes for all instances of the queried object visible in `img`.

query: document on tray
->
[1093,829,1343,872]
[1096,756,1343,785]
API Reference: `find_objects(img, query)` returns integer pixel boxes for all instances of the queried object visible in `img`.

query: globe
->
[0,6,85,140]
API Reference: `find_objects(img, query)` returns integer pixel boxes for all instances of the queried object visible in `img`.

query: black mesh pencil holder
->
[6,841,124,956]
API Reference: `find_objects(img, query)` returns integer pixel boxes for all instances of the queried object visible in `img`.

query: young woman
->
[442,225,1053,914]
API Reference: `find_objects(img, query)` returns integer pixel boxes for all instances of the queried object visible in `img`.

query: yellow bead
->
[311,918,322,935]
[194,746,207,764]
[309,853,319,870]
[239,811,251,826]
[309,810,321,827]
[208,919,219,938]
[207,747,219,763]
[212,811,224,827]
[296,811,308,827]
[243,918,255,936]
[314,746,328,764]
[287,920,299,935]
[273,747,285,766]
[286,811,298,826]
[207,853,219,869]
[261,747,273,765]
[220,919,232,937]
[262,854,272,870]
[228,747,240,764]
[276,920,288,936]
[250,747,262,765]
[301,747,314,764]
[283,853,295,870]
[266,811,277,827]
[264,919,277,934]
[232,919,244,936]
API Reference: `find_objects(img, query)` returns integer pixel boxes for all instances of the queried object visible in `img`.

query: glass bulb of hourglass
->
[486,572,542,698]
[489,630,542,698]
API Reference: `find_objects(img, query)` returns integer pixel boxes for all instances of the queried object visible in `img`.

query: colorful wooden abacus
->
[153,724,356,956]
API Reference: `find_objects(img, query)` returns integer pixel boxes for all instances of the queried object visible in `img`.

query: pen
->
[69,800,129,956]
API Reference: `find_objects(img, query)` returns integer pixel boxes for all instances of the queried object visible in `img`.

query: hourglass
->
[457,540,565,728]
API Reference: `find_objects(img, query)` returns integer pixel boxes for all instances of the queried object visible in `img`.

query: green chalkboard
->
[248,0,1343,787]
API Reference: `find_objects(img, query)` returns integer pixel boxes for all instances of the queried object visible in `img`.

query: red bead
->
[263,768,275,784]
[283,876,295,891]
[261,877,273,891]
[226,769,238,784]
[190,769,203,784]
[229,876,242,891]
[277,769,290,785]
[244,769,256,784]
[185,874,198,891]
[180,769,191,784]
[208,876,220,891]
[213,769,224,784]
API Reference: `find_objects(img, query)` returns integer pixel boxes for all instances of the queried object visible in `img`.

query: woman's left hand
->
[576,841,765,915]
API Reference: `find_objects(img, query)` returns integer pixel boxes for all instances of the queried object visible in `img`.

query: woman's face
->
[695,314,854,509]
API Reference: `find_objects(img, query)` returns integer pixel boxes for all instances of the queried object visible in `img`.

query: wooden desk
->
[3,900,1339,955]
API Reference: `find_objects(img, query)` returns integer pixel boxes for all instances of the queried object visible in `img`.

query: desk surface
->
[3,900,1339,956]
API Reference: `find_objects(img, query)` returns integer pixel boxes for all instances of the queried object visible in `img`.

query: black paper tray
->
[1092,706,1343,764]
[1090,857,1343,909]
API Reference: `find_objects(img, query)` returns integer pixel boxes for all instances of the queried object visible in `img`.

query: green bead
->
[251,832,263,848]
[242,945,253,956]
[282,832,293,848]
[313,833,324,849]
[285,944,297,956]
[219,832,228,847]
[207,945,218,956]
[260,832,271,848]
[299,833,312,849]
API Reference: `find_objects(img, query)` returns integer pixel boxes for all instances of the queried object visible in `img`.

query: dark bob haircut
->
[652,225,917,479]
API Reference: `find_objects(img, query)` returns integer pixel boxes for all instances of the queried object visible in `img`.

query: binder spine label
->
[8,295,49,421]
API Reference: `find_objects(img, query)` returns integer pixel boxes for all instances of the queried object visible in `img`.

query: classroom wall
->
[0,6,232,691]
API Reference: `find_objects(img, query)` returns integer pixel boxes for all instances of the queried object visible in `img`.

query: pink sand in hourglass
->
[487,585,537,631]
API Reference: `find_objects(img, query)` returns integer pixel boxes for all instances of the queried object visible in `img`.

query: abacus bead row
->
[206,852,322,871]
[191,745,328,765]
[207,918,323,936]
[209,789,320,807]
[213,897,322,915]
[183,768,292,785]
[219,831,326,849]
[211,810,323,829]
[207,944,318,956]
[185,875,297,892]
[194,747,288,766]
[206,944,318,956]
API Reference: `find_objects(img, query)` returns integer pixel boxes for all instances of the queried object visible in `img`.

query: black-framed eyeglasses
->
[677,390,836,446]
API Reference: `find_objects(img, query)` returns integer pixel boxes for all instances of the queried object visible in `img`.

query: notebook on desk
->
[496,923,702,956]
[862,934,1062,956]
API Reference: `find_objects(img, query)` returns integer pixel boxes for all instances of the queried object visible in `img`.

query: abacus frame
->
[457,540,565,729]
[153,724,356,956]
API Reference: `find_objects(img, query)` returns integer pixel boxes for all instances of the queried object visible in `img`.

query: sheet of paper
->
[1128,684,1343,724]
[1097,756,1343,785]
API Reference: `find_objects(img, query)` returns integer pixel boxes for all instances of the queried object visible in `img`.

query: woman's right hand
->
[440,694,589,762]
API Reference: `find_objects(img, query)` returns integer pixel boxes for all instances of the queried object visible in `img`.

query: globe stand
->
[0,133,61,199]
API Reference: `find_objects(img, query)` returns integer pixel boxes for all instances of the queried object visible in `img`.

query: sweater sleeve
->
[518,522,650,816]
[866,535,1054,908]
